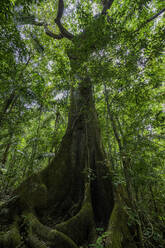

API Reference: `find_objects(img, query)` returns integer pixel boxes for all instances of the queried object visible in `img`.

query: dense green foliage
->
[0,0,165,247]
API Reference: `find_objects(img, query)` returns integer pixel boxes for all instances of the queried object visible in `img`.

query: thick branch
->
[44,24,64,40]
[54,0,74,40]
[32,21,65,40]
[30,21,45,26]
[19,18,64,40]
[55,20,74,40]
[102,0,114,15]
[55,0,64,22]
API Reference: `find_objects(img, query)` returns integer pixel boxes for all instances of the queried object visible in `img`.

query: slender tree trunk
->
[1,143,11,165]
[0,92,16,127]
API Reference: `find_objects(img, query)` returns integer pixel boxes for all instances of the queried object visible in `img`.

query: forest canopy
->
[0,0,165,248]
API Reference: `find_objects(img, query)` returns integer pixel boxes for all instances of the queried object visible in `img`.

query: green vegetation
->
[0,0,164,247]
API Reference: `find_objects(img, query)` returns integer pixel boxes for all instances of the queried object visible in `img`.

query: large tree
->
[0,0,164,247]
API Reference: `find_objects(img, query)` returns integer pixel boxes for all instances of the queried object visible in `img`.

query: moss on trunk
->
[105,186,137,248]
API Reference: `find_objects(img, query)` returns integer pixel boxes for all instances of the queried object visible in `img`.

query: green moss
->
[24,212,79,248]
[28,234,48,248]
[55,200,96,245]
[27,213,51,238]
[10,225,21,247]
[0,201,5,207]
[0,224,21,248]
[48,229,78,248]
[26,213,78,248]
[106,202,124,248]
[106,200,137,248]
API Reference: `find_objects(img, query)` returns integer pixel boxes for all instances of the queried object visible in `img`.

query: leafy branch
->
[136,7,165,31]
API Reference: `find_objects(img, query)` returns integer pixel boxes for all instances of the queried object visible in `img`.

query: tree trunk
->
[0,74,115,247]
[0,92,17,127]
